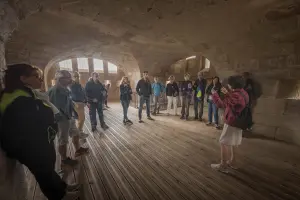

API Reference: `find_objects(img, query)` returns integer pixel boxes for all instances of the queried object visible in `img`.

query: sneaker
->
[66,183,80,192]
[75,147,89,157]
[79,131,89,139]
[123,119,126,124]
[206,122,212,126]
[211,163,229,173]
[62,157,78,167]
[180,116,185,120]
[147,116,154,120]
[139,119,144,123]
[62,191,80,200]
[127,119,133,124]
[194,116,199,120]
[226,161,238,170]
[199,118,203,122]
[215,124,221,130]
[152,112,156,116]
[91,126,97,132]
[101,124,109,130]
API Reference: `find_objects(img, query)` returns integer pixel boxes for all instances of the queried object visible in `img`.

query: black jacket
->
[0,87,57,156]
[166,82,179,97]
[136,79,152,97]
[120,84,132,101]
[85,79,106,103]
[206,83,222,101]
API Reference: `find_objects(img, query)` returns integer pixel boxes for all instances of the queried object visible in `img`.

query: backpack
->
[196,86,202,100]
[230,92,252,130]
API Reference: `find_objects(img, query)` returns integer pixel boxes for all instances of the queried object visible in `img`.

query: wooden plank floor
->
[80,103,300,200]
[2,103,300,200]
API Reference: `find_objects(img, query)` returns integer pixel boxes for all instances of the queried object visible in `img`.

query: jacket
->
[166,82,179,97]
[120,84,132,101]
[136,79,152,97]
[181,80,193,97]
[48,85,73,119]
[212,89,248,125]
[193,78,207,99]
[85,79,106,103]
[152,82,164,96]
[206,82,222,102]
[69,82,86,103]
[0,87,57,154]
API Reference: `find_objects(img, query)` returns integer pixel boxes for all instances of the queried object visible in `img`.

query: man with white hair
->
[48,70,89,168]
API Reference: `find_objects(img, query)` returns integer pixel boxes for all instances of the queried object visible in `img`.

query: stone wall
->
[252,79,300,145]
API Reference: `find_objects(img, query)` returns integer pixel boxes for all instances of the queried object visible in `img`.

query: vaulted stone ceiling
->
[3,0,300,78]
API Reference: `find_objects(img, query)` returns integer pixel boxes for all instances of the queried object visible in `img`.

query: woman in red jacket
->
[211,75,249,172]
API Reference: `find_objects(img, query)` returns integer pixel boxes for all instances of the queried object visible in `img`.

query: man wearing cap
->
[48,70,89,168]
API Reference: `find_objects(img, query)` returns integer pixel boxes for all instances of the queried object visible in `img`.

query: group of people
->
[132,71,255,172]
[133,71,254,132]
[0,66,114,200]
[0,63,256,200]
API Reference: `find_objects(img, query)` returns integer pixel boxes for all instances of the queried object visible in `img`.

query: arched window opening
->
[59,59,72,71]
[93,59,104,73]
[108,62,118,74]
[77,57,89,72]
[205,58,210,69]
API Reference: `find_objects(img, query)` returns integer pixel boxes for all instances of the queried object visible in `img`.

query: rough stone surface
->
[3,0,300,79]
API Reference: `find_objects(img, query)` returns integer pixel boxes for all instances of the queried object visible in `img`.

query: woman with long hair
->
[120,76,133,124]
[206,76,222,129]
[0,64,79,200]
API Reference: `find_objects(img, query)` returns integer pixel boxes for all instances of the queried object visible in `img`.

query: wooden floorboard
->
[2,103,300,200]
[79,103,300,200]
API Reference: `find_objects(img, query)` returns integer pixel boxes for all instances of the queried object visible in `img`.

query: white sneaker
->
[79,131,89,139]
[62,191,80,200]
[211,163,229,173]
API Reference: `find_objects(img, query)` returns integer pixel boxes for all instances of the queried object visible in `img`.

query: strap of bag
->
[231,91,249,116]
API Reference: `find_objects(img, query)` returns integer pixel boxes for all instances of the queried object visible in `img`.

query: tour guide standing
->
[85,72,109,132]
[136,71,154,123]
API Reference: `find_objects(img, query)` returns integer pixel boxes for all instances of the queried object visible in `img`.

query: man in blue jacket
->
[193,72,207,121]
[151,76,165,115]
[85,72,109,132]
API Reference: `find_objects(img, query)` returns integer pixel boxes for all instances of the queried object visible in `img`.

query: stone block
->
[275,127,300,146]
[284,99,300,116]
[253,97,286,115]
[252,124,276,139]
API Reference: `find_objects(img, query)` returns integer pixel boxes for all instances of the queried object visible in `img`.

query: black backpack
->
[231,92,252,130]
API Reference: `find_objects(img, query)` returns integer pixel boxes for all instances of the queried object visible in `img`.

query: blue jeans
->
[138,96,150,120]
[208,100,219,124]
[89,102,105,128]
[121,100,130,120]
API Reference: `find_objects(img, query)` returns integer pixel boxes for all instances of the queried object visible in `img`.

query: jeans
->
[194,97,204,119]
[121,100,130,120]
[181,95,191,117]
[208,100,219,124]
[138,96,150,120]
[153,96,160,113]
[89,102,105,128]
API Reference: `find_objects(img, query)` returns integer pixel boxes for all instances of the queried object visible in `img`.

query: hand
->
[93,98,98,103]
[221,87,228,95]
